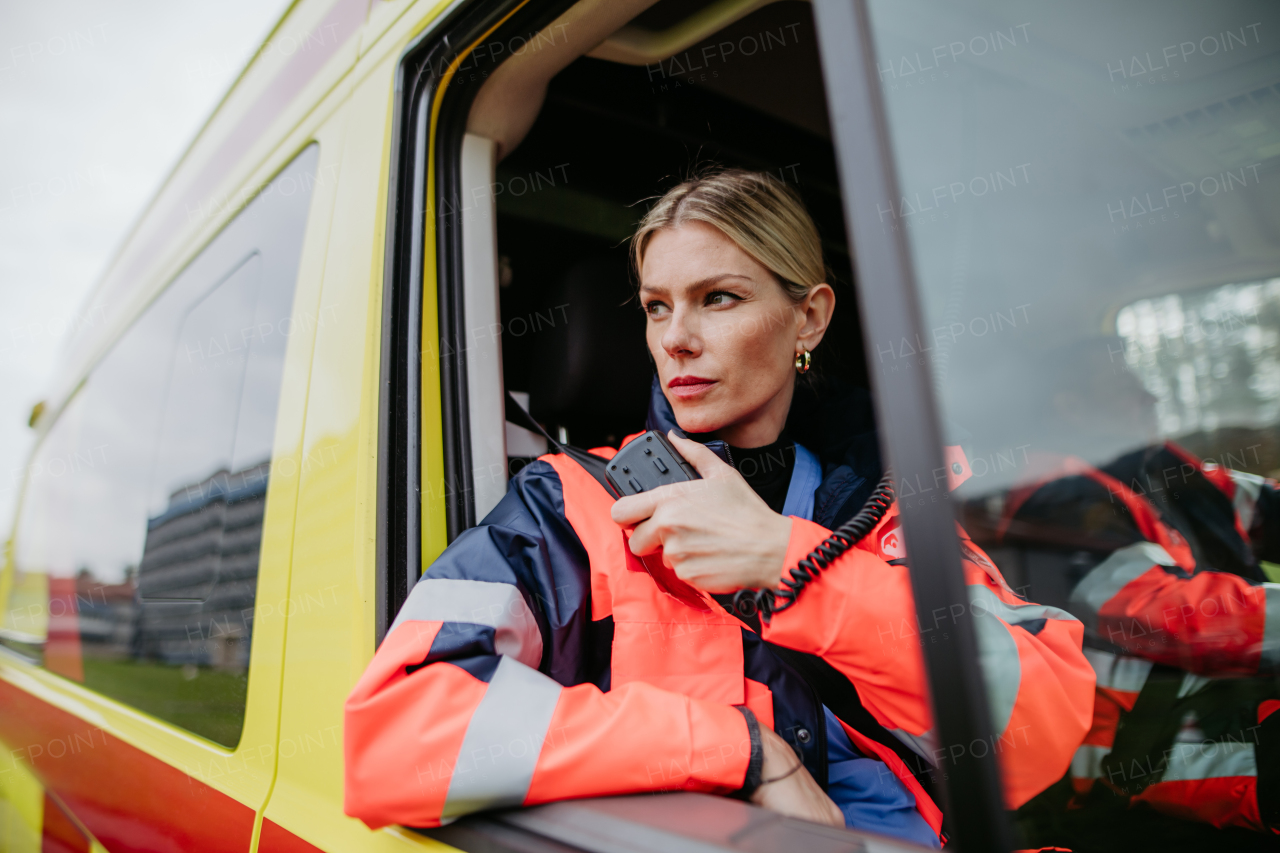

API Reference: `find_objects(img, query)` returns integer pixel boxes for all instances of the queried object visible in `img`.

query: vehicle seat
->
[527,252,653,449]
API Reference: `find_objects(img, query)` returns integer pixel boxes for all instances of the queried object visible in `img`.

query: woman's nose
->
[661,308,701,357]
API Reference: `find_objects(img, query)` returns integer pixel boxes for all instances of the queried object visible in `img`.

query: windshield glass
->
[866,0,1280,846]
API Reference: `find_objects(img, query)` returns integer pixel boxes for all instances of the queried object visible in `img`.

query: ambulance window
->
[0,145,319,747]
[494,1,867,456]
[859,0,1280,845]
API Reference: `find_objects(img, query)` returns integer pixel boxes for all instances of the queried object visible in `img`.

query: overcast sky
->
[0,0,293,530]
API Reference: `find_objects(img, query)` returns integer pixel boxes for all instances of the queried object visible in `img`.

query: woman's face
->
[640,221,834,448]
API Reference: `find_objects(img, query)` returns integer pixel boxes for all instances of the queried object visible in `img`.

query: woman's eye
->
[706,291,739,306]
[645,301,670,316]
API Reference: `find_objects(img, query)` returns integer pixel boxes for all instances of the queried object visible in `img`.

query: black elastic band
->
[761,758,804,786]
[732,706,764,798]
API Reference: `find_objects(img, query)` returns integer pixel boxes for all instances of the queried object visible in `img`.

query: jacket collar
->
[644,376,882,528]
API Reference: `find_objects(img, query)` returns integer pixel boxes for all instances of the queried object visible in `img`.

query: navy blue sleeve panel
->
[409,459,611,690]
[1009,475,1147,554]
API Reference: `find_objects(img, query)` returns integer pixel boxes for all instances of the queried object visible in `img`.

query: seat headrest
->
[529,253,653,446]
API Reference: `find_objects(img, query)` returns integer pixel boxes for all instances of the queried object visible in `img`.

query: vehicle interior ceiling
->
[481,0,870,457]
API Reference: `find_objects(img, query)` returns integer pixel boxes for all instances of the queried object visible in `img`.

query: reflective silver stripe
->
[1229,469,1265,534]
[1068,542,1175,633]
[389,578,543,667]
[1071,744,1110,780]
[1160,739,1256,783]
[968,587,1021,736]
[1262,584,1280,672]
[1083,647,1152,694]
[443,656,563,819]
[968,585,1079,627]
[1176,673,1213,699]
[890,728,938,765]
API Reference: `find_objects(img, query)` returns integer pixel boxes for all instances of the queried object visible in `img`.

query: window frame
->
[810,0,1014,848]
[378,0,1013,848]
[377,0,582,644]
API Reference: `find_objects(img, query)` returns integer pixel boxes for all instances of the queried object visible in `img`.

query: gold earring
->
[794,350,810,375]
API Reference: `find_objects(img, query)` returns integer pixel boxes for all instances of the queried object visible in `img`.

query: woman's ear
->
[796,283,836,352]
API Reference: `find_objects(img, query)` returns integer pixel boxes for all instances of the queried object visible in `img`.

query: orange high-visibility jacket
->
[345,386,1094,836]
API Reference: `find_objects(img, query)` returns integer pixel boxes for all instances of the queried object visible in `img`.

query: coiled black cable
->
[732,472,895,623]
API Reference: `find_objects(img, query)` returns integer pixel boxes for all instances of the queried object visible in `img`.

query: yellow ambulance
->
[3,0,1279,850]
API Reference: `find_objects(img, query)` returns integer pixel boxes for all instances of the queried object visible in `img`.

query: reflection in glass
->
[1118,279,1280,452]
[0,146,319,747]
[866,0,1280,847]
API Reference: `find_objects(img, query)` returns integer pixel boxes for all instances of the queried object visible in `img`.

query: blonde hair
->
[631,168,825,301]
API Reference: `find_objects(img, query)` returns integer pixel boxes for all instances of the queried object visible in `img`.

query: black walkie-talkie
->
[605,426,897,623]
[605,430,700,497]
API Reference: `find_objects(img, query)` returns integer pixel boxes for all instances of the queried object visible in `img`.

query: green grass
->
[80,658,248,748]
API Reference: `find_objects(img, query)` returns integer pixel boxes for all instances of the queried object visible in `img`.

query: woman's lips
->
[668,376,717,399]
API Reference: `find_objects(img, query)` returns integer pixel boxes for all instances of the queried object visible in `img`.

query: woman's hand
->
[753,726,845,827]
[609,432,793,593]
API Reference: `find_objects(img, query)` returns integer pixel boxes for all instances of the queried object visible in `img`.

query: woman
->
[344,170,1094,846]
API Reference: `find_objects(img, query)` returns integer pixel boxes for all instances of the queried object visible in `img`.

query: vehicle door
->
[837,0,1280,849]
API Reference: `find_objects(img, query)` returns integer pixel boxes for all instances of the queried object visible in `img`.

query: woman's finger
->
[610,480,697,526]
[668,431,736,480]
[610,490,660,526]
[626,518,662,555]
